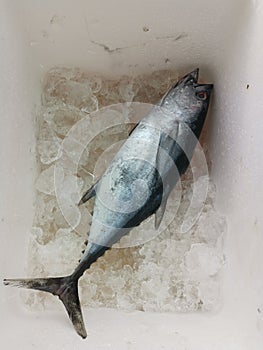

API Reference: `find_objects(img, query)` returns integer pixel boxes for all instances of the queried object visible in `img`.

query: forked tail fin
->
[3,275,87,339]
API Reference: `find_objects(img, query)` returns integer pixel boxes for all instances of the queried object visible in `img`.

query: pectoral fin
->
[155,123,179,173]
[154,129,179,230]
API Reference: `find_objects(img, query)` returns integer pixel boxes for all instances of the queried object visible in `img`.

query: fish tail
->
[3,275,87,339]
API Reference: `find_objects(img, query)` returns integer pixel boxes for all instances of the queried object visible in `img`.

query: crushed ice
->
[24,68,227,313]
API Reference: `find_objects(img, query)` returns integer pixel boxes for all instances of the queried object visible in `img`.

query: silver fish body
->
[4,69,213,338]
[80,68,213,264]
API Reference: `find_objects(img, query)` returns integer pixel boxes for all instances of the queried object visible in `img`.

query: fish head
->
[160,68,213,123]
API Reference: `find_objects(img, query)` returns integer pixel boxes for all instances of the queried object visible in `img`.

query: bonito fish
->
[4,69,213,338]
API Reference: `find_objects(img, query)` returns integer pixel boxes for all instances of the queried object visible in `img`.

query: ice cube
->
[50,78,92,107]
[80,95,98,113]
[184,243,224,280]
[195,209,226,246]
[37,122,62,164]
[34,194,57,226]
[118,80,137,101]
[33,228,83,275]
[31,227,44,242]
[75,206,91,237]
[38,139,62,164]
[55,167,83,229]
[87,76,102,94]
[35,165,55,195]
[43,105,85,137]
[180,175,209,233]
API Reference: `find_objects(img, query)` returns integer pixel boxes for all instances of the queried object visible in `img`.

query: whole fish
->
[4,69,213,338]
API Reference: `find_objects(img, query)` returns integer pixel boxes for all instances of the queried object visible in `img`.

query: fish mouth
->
[184,68,199,84]
[174,68,199,87]
[185,68,199,83]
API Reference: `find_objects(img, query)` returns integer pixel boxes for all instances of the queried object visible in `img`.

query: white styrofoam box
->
[0,0,263,349]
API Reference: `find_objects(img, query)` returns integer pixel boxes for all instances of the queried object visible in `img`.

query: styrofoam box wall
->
[0,0,263,349]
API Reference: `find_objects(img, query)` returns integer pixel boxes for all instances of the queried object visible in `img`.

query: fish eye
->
[196,91,207,100]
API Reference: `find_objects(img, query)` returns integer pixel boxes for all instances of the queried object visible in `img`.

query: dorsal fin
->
[128,123,139,136]
[78,179,100,205]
